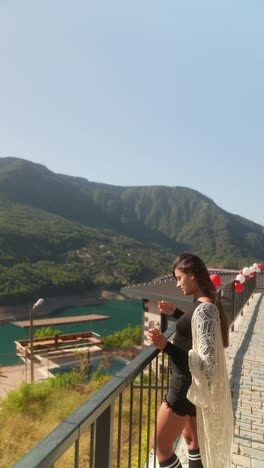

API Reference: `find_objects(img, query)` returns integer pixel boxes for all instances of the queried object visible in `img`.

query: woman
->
[148,253,233,468]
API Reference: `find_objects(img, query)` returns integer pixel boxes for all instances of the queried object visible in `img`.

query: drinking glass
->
[148,320,160,331]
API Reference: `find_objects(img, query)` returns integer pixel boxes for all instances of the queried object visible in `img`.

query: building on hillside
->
[121,270,238,346]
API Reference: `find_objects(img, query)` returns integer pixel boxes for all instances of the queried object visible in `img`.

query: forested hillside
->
[0,157,263,303]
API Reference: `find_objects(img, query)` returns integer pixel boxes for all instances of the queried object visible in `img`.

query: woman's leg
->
[182,417,203,467]
[151,402,188,465]
[182,416,199,450]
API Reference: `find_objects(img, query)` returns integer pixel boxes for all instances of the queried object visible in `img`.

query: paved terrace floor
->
[177,292,264,468]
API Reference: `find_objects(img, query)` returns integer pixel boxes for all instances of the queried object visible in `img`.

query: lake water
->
[0,299,142,366]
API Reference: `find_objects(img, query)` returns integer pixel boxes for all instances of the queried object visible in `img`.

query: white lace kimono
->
[187,303,233,468]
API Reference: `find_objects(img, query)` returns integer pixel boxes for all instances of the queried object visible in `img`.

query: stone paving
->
[0,361,46,398]
[178,292,264,468]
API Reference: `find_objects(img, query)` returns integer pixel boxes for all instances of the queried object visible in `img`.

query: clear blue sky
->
[1,1,263,225]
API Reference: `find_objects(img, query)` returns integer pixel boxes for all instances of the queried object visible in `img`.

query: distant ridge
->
[0,157,263,303]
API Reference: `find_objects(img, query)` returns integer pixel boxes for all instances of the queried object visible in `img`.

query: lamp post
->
[30,298,44,383]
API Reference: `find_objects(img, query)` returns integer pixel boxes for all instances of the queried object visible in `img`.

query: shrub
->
[103,324,141,348]
[34,327,61,338]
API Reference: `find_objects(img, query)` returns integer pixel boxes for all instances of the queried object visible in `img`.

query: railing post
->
[94,403,114,468]
[160,312,167,333]
[29,304,34,383]
[231,281,235,332]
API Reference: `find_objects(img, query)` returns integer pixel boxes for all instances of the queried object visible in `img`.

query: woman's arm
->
[187,303,219,406]
[163,340,189,362]
[158,301,184,319]
[189,303,218,384]
[147,329,187,363]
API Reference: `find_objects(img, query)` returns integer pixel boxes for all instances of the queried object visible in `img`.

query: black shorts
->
[163,372,196,417]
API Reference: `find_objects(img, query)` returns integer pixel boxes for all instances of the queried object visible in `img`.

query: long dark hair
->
[172,253,229,348]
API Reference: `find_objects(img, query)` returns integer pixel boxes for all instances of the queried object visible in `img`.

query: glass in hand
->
[148,320,160,331]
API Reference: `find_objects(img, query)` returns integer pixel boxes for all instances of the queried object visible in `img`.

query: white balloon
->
[253,263,258,269]
[236,274,245,284]
[256,267,261,273]
[242,267,250,276]
[249,266,255,274]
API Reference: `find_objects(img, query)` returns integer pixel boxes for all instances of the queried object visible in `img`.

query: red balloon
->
[258,262,264,269]
[210,273,221,288]
[249,272,255,277]
[244,275,250,281]
[235,281,244,292]
[239,269,243,274]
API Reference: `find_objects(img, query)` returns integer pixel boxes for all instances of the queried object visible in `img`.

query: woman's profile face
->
[174,268,195,296]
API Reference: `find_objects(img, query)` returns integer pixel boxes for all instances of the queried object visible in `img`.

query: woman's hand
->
[147,328,168,350]
[158,301,175,316]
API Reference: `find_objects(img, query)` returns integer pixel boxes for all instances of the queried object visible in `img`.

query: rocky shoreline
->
[0,289,127,322]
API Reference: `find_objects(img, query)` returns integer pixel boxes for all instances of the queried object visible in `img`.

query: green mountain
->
[0,157,263,302]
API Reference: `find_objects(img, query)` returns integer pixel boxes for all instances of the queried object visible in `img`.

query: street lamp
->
[30,298,44,383]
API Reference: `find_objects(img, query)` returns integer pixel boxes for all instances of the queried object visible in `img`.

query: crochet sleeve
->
[187,303,219,407]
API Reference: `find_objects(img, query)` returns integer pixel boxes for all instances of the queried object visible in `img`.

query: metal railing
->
[221,276,256,330]
[14,278,257,468]
[14,326,174,468]
[255,270,264,292]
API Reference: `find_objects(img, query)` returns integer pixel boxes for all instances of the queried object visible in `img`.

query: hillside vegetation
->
[0,157,263,303]
[0,325,145,467]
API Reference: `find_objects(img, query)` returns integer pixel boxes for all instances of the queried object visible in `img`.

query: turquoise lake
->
[0,299,142,367]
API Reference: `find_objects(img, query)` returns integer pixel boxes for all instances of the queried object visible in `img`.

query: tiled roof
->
[121,270,237,306]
